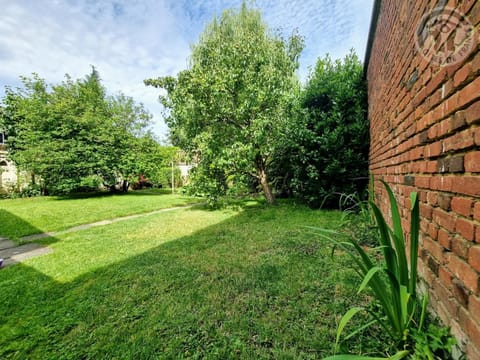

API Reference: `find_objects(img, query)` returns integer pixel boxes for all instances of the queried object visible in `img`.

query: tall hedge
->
[276,51,369,208]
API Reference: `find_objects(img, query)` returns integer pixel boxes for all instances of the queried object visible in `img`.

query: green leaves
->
[145,3,304,204]
[273,50,368,208]
[1,70,160,194]
[315,180,433,358]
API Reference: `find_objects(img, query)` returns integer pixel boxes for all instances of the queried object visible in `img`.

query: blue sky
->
[0,0,374,139]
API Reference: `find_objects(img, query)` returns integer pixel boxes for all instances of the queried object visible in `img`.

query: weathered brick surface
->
[367,0,480,356]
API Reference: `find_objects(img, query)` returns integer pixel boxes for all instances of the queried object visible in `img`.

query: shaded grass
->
[0,201,377,359]
[0,189,201,239]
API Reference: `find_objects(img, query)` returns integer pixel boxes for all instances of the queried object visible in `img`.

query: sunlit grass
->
[0,189,201,239]
[0,200,376,359]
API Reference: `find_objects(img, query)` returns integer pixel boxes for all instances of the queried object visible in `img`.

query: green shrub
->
[275,51,369,208]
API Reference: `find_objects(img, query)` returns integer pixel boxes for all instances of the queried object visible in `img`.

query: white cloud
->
[0,0,374,139]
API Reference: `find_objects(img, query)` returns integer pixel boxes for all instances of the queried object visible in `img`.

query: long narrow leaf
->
[409,191,419,295]
[369,202,398,279]
[399,285,410,326]
[418,293,428,331]
[357,266,383,294]
[380,180,409,287]
[323,349,410,360]
[335,307,364,351]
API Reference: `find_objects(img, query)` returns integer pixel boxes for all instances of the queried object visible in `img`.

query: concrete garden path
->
[0,204,199,268]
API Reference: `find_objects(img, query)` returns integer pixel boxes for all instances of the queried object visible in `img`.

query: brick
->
[452,278,469,308]
[425,141,442,157]
[433,208,456,232]
[446,254,479,293]
[438,228,452,250]
[465,315,480,351]
[454,62,472,87]
[404,175,414,186]
[428,222,438,239]
[449,155,465,173]
[424,235,445,262]
[465,151,480,172]
[428,255,440,276]
[456,73,480,109]
[439,266,452,287]
[477,227,480,244]
[469,294,480,324]
[450,111,466,130]
[443,129,475,152]
[451,197,473,217]
[437,158,449,173]
[414,176,430,189]
[426,192,437,206]
[430,176,453,192]
[438,194,452,211]
[462,0,477,13]
[455,217,475,241]
[467,342,480,360]
[465,101,480,124]
[469,246,480,273]
[420,203,433,219]
[452,236,470,259]
[475,202,480,221]
[426,160,437,173]
[476,127,480,145]
[451,176,480,197]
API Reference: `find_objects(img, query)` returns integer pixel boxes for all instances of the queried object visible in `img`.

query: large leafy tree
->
[145,3,303,204]
[1,69,157,194]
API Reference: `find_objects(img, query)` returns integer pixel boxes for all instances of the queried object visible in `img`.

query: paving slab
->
[0,243,52,267]
[0,239,16,250]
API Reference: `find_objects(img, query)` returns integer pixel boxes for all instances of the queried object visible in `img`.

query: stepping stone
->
[20,232,55,242]
[0,239,16,250]
[0,243,52,267]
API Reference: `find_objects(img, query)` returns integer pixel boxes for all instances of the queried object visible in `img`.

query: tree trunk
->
[258,166,275,205]
[122,179,129,192]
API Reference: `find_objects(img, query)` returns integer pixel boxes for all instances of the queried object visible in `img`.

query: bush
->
[155,167,183,190]
[275,51,369,208]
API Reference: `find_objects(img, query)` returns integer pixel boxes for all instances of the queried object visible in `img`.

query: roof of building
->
[363,0,381,75]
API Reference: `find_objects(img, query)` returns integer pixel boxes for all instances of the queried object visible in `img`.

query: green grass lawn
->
[0,199,380,359]
[0,189,201,239]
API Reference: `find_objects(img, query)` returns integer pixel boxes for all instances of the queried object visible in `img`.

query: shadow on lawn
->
[0,205,358,359]
[54,188,172,200]
[0,209,58,242]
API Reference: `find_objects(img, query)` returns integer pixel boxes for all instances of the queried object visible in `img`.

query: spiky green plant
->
[318,180,427,359]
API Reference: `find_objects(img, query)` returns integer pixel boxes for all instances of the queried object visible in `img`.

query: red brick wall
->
[366,1,480,358]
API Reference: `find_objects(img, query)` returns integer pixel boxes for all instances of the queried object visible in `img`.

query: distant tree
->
[277,51,369,208]
[0,69,157,194]
[145,3,303,204]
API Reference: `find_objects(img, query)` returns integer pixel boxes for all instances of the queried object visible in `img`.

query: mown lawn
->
[0,189,201,239]
[0,200,378,359]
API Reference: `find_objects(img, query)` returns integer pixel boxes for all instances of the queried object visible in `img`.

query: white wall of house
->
[0,150,18,189]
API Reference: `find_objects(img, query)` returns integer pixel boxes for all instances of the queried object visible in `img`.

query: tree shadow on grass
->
[0,205,360,359]
[53,188,173,201]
